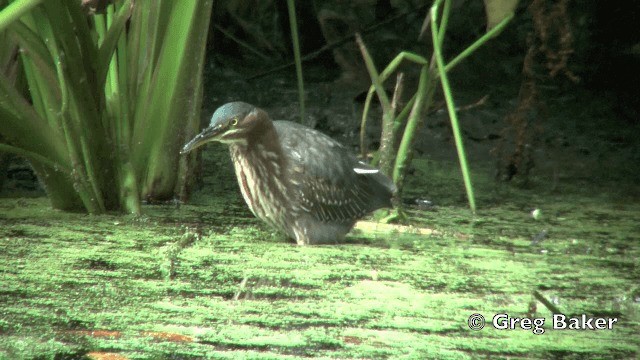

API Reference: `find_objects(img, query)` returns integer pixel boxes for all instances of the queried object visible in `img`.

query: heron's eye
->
[230,118,239,126]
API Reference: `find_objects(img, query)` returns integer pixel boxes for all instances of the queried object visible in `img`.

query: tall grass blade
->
[286,0,305,123]
[431,3,476,213]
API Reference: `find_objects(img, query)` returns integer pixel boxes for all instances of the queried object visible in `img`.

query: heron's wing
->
[275,121,395,222]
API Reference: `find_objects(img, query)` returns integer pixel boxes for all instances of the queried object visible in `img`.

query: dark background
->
[2,0,639,199]
[198,0,640,201]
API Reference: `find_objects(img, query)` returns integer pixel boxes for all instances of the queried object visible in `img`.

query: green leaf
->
[0,0,43,33]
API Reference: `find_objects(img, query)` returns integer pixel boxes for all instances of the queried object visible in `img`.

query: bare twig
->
[248,3,429,80]
[533,290,562,314]
[233,276,249,301]
[214,24,271,60]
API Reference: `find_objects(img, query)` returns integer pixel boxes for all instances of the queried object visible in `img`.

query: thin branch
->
[248,3,429,80]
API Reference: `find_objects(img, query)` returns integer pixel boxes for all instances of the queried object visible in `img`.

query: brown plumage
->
[182,102,395,245]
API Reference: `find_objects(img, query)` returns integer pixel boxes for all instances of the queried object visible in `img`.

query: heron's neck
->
[231,117,281,157]
[228,119,288,216]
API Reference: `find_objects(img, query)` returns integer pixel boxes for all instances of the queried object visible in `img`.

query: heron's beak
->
[180,124,224,154]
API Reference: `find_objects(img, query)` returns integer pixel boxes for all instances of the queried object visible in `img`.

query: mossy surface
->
[1,156,638,359]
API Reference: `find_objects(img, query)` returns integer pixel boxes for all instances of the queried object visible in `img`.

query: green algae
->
[1,157,639,359]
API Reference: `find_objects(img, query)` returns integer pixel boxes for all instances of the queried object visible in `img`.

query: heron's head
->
[181,102,270,154]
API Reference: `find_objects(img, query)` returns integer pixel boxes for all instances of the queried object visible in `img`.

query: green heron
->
[181,102,395,245]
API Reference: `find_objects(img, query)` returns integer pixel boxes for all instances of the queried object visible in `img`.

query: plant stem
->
[443,12,515,74]
[0,0,43,33]
[431,3,476,213]
[392,66,432,192]
[286,0,305,123]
